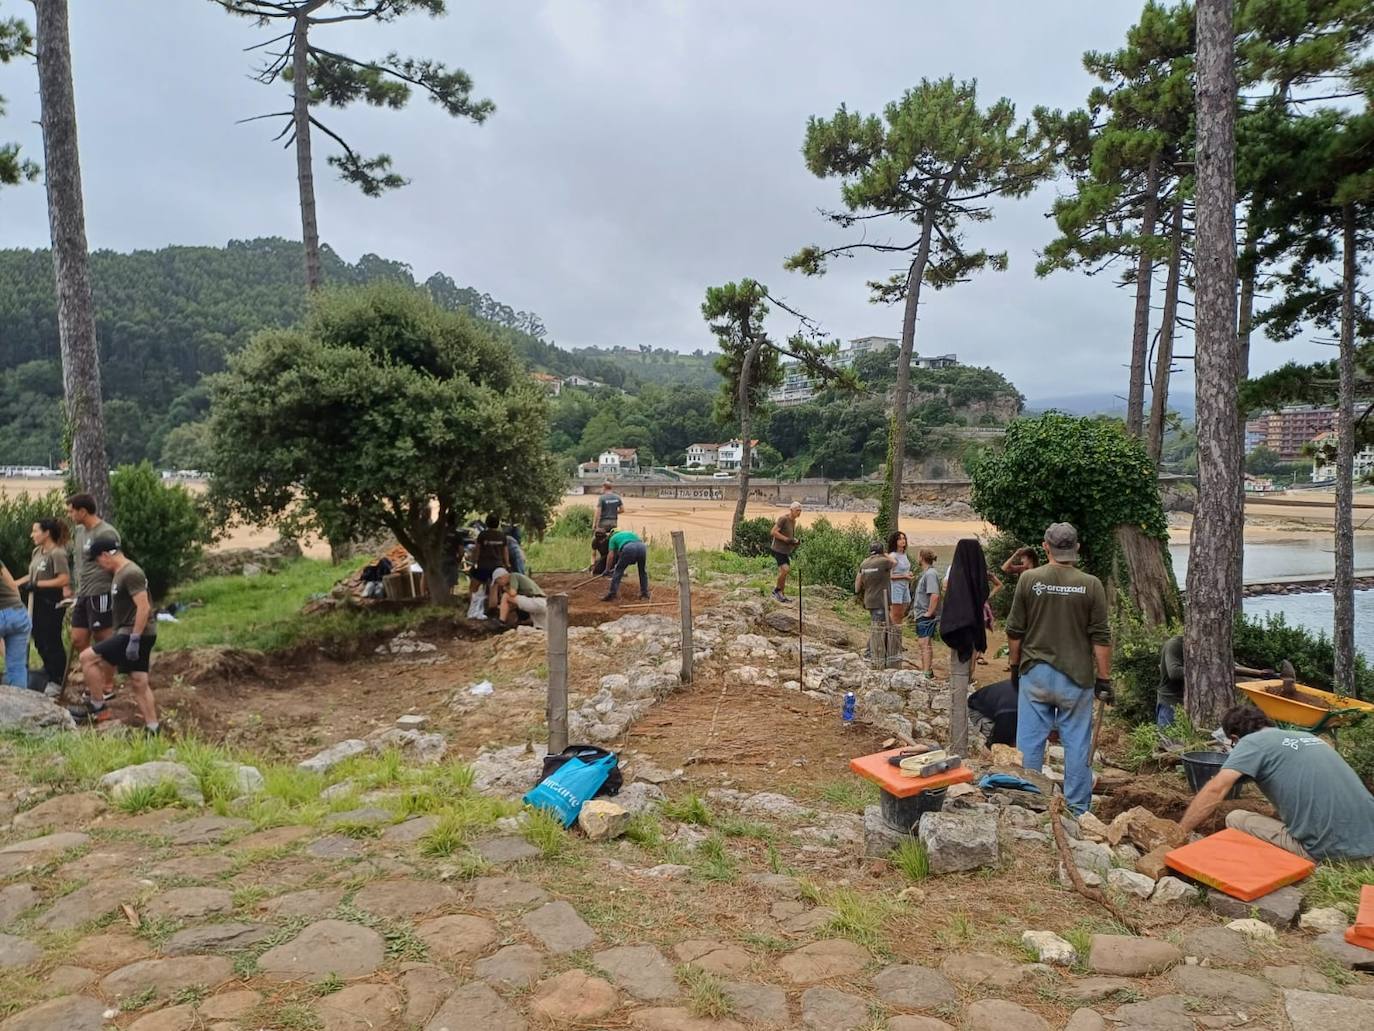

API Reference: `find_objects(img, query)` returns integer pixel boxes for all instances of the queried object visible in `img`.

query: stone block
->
[917,810,998,874]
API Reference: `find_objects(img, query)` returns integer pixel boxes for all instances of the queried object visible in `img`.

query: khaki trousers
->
[1225,809,1312,861]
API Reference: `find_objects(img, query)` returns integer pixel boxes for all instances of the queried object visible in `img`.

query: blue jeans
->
[1156,702,1177,729]
[0,607,33,688]
[1017,662,1095,815]
[608,542,649,598]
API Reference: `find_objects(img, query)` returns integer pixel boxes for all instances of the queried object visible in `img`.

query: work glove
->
[125,635,141,662]
[1010,667,1020,691]
[1094,678,1114,704]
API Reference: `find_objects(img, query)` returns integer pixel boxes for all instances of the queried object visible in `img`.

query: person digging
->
[74,539,161,736]
[602,529,649,602]
[492,567,548,630]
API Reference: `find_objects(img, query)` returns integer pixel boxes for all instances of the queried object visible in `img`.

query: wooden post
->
[672,530,693,684]
[547,593,569,754]
[797,566,804,688]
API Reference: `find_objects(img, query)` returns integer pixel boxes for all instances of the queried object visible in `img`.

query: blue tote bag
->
[523,753,617,827]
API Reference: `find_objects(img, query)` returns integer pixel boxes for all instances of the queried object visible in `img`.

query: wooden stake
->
[547,593,569,755]
[672,530,693,685]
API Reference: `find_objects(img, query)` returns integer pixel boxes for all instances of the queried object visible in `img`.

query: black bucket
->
[1181,751,1242,799]
[879,787,946,833]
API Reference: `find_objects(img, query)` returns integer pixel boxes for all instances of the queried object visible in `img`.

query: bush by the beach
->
[728,516,775,558]
[549,505,594,538]
[0,488,66,574]
[1110,608,1181,727]
[111,462,213,599]
[793,517,873,594]
[1232,610,1374,700]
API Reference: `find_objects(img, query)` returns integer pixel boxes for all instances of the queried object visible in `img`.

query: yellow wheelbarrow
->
[1235,679,1374,736]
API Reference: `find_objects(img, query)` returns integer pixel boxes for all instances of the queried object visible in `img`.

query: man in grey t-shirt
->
[596,481,625,531]
[1179,704,1374,861]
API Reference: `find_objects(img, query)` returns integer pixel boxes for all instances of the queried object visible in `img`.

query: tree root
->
[1050,795,1141,934]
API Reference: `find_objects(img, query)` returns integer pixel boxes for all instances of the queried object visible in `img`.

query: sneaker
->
[639,593,651,601]
[143,725,162,738]
[68,703,112,725]
[600,594,617,602]
[771,590,788,603]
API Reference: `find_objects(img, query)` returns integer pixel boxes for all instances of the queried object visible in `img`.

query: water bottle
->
[842,691,856,725]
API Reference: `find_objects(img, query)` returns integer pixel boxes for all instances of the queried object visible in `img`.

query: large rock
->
[917,810,999,873]
[939,952,1030,988]
[99,761,203,805]
[1150,876,1194,905]
[1021,930,1076,966]
[471,875,549,912]
[800,986,867,1030]
[474,944,544,988]
[1205,885,1301,927]
[1181,926,1251,966]
[1299,907,1350,934]
[314,983,404,1031]
[1170,965,1274,1008]
[594,944,679,1001]
[162,922,272,956]
[872,964,958,1008]
[352,878,456,919]
[522,900,595,954]
[779,940,870,985]
[100,955,234,1000]
[370,727,447,764]
[1106,995,1192,1030]
[530,969,620,1023]
[722,981,789,1026]
[1063,1010,1106,1031]
[257,920,385,982]
[674,940,753,977]
[863,805,910,858]
[168,815,252,845]
[12,791,106,831]
[1314,929,1374,970]
[145,887,233,921]
[0,685,76,731]
[0,884,39,925]
[297,739,368,774]
[0,996,105,1031]
[414,915,497,963]
[0,933,41,970]
[35,876,141,931]
[1087,934,1181,976]
[1283,988,1374,1029]
[1106,867,1156,899]
[1106,806,1185,852]
[425,982,526,1031]
[578,799,630,841]
[964,1000,1050,1031]
[628,1007,746,1031]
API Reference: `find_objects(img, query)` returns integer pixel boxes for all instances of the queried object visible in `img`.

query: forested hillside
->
[0,239,655,466]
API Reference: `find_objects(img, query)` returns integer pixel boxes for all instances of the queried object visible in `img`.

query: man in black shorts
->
[75,540,160,733]
[769,501,802,602]
[66,494,120,687]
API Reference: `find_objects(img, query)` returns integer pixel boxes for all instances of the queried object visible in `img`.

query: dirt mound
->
[157,646,271,685]
[532,573,719,627]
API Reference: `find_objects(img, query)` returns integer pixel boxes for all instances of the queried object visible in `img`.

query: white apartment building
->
[717,439,762,470]
[685,443,720,467]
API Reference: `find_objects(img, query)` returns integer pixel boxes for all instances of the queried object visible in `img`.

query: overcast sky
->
[0,0,1345,400]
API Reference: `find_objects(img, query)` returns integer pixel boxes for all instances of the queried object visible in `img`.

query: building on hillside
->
[915,353,959,370]
[717,439,762,471]
[1244,405,1336,459]
[530,372,563,396]
[1310,430,1374,483]
[685,443,720,467]
[563,375,607,389]
[577,447,641,479]
[846,335,900,356]
[766,335,959,406]
[1244,474,1278,493]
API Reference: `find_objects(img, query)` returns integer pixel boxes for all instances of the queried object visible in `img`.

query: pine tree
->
[0,16,39,188]
[788,78,1047,540]
[211,1,493,290]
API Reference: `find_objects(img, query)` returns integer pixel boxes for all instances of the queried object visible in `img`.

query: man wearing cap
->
[855,541,895,662]
[596,482,626,533]
[74,539,160,734]
[769,502,803,603]
[492,568,548,630]
[1005,522,1111,815]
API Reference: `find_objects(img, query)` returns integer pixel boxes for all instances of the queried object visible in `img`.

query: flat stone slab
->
[415,914,498,963]
[674,940,754,977]
[1314,929,1374,970]
[314,982,404,1031]
[743,872,803,898]
[146,854,235,881]
[306,834,366,859]
[0,830,89,854]
[801,986,867,1030]
[0,996,106,1031]
[1283,987,1374,1029]
[12,791,107,831]
[474,943,544,988]
[1107,995,1193,1031]
[965,999,1050,1031]
[167,815,252,845]
[595,944,680,1001]
[873,963,958,1008]
[887,1018,955,1031]
[1181,926,1251,966]
[35,877,142,932]
[229,825,314,852]
[628,1008,747,1031]
[471,834,540,863]
[44,965,96,993]
[352,878,456,919]
[0,884,39,925]
[162,922,272,956]
[1062,976,1136,1002]
[257,920,385,982]
[258,887,345,919]
[128,1004,194,1031]
[1263,964,1330,991]
[939,952,1031,988]
[1170,965,1274,1008]
[381,815,440,844]
[1087,934,1181,976]
[425,981,526,1031]
[298,739,368,774]
[325,806,393,828]
[198,989,263,1020]
[0,933,41,970]
[401,963,457,1026]
[780,939,870,985]
[145,887,233,920]
[722,981,789,1026]
[100,955,234,1000]
[70,931,152,969]
[1206,884,1302,927]
[531,969,621,1023]
[521,900,595,954]
[471,875,549,911]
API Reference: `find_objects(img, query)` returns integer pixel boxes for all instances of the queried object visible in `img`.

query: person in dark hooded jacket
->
[939,538,989,756]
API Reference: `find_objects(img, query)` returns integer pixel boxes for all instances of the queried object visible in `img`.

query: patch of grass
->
[935,912,973,949]
[822,887,897,950]
[818,778,880,813]
[119,985,158,1011]
[625,812,665,849]
[677,966,735,1020]
[1305,861,1374,917]
[233,885,271,909]
[8,725,172,790]
[441,853,490,880]
[691,835,737,883]
[135,915,184,949]
[661,793,714,826]
[251,1000,323,1030]
[171,984,209,1006]
[417,795,514,858]
[889,839,929,882]
[522,807,572,860]
[260,764,327,807]
[312,973,344,996]
[333,901,429,961]
[715,816,775,842]
[114,780,186,814]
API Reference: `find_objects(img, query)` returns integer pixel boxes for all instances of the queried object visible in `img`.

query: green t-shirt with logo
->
[608,530,640,552]
[1005,563,1109,690]
[508,573,545,598]
[73,519,120,596]
[111,560,155,637]
[1223,728,1374,860]
[29,546,70,590]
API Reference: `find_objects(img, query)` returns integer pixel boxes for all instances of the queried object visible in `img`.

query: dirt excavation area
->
[2,576,1372,1029]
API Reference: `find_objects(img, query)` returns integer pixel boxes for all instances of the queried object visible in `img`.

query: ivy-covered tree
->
[788,77,1047,541]
[0,16,38,188]
[207,284,563,602]
[211,1,493,290]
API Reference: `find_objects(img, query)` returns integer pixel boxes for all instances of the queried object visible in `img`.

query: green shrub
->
[981,529,1027,621]
[1232,610,1374,699]
[793,517,873,593]
[1338,719,1374,790]
[1111,608,1180,727]
[728,516,774,558]
[111,462,212,599]
[0,488,65,573]
[548,505,594,538]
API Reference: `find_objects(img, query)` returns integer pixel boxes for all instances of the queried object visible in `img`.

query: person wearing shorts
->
[769,502,802,602]
[912,549,941,675]
[66,493,120,655]
[76,540,159,734]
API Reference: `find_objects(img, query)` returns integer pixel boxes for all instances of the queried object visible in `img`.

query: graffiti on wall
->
[659,487,723,500]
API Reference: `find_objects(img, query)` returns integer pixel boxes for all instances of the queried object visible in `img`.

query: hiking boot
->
[639,592,651,601]
[68,703,112,725]
[600,593,617,602]
[771,590,788,603]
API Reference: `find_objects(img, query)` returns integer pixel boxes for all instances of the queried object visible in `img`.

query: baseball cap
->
[868,541,884,555]
[492,567,509,581]
[88,538,121,557]
[1044,523,1080,563]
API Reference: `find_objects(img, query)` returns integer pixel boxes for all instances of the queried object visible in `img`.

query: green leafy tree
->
[211,1,493,290]
[207,284,563,602]
[788,77,1048,541]
[110,462,212,599]
[0,16,38,187]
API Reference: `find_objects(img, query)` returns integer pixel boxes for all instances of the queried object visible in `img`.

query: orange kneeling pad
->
[1345,885,1374,951]
[1164,828,1315,902]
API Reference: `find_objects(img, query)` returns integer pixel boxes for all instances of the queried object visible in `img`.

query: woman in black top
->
[14,518,70,689]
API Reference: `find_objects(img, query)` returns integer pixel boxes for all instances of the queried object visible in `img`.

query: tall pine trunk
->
[32,0,110,517]
[293,13,322,291]
[888,209,935,541]
[730,338,762,537]
[1127,152,1162,439]
[1235,225,1258,593]
[1185,0,1243,727]
[1148,197,1185,462]
[1333,204,1357,696]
